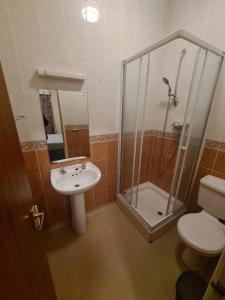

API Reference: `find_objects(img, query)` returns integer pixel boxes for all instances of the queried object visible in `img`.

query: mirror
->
[39,89,90,162]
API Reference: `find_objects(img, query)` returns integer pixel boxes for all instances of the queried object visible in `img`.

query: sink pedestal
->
[71,193,86,234]
[51,162,101,234]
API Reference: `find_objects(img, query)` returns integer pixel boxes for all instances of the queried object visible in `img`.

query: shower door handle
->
[180,124,190,152]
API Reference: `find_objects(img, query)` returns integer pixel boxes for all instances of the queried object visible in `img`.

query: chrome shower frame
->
[123,30,224,64]
[117,30,224,242]
[173,48,187,105]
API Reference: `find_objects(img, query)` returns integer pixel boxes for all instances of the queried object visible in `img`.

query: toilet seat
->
[177,212,225,256]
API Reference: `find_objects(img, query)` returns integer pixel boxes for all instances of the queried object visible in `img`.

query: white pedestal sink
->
[51,162,101,234]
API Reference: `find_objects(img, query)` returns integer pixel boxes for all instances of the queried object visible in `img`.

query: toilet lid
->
[177,213,225,254]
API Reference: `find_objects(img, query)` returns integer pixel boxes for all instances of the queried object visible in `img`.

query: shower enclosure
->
[117,30,224,241]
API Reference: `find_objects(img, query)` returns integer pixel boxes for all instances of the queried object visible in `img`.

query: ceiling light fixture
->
[82,6,99,23]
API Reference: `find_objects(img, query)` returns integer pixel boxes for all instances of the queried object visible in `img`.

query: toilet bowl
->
[177,175,225,270]
[178,210,225,269]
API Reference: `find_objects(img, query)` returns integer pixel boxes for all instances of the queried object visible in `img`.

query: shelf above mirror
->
[37,69,86,81]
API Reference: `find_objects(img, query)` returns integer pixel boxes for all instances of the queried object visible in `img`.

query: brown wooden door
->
[0,63,57,300]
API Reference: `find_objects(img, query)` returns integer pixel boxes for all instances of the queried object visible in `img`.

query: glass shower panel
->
[166,47,204,214]
[120,58,141,204]
[133,54,150,208]
[143,40,199,198]
[171,50,223,213]
[141,46,176,193]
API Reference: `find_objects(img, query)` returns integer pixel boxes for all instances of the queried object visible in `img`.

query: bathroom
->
[1,0,225,299]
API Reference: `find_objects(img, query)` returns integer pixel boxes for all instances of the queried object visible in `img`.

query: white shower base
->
[124,181,184,228]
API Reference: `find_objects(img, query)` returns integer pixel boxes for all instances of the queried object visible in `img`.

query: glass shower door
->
[167,49,223,214]
[120,54,150,207]
[120,58,141,204]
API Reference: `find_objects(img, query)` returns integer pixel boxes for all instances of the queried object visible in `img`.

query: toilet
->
[177,175,225,270]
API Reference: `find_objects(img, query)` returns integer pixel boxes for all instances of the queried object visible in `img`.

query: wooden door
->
[0,63,57,300]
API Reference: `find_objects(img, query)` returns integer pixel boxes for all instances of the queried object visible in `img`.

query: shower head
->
[162,77,172,93]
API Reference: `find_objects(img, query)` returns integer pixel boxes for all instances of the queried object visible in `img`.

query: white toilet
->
[177,175,225,270]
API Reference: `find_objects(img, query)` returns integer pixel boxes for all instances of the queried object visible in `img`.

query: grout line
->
[211,142,221,172]
[199,166,213,171]
[212,169,225,176]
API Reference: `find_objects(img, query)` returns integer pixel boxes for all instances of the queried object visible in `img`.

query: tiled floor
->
[43,203,213,300]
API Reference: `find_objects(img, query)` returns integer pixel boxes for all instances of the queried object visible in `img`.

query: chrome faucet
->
[58,162,67,174]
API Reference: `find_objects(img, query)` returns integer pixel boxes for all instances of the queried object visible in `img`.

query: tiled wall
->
[22,134,118,227]
[22,132,225,227]
[121,129,211,207]
[20,132,225,233]
[190,139,225,211]
[0,0,169,143]
[121,130,179,193]
[64,125,89,157]
[167,0,225,144]
[140,130,179,193]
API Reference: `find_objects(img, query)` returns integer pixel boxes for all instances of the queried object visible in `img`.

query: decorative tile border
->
[143,129,154,137]
[124,129,179,139]
[21,135,225,152]
[205,139,225,152]
[220,142,225,152]
[20,141,36,152]
[205,139,221,150]
[144,129,179,139]
[153,129,178,139]
[33,140,47,150]
[21,140,47,152]
[21,133,119,151]
[65,124,88,130]
[90,133,118,143]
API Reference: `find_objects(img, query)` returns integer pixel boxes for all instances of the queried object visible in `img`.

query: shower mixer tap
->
[169,93,178,106]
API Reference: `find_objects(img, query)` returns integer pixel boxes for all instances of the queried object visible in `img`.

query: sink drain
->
[74,184,80,187]
[157,211,163,216]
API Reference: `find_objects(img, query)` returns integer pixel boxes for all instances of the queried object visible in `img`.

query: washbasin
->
[50,162,101,234]
[51,162,101,195]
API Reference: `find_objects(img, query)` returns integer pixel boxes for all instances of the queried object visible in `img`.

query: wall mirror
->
[39,89,90,162]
